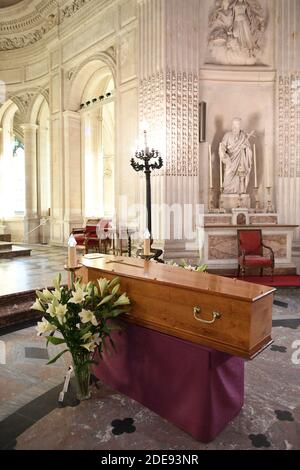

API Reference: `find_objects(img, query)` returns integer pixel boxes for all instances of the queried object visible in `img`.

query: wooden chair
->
[71,218,111,254]
[237,229,274,279]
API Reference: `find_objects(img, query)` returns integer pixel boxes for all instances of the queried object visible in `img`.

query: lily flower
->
[80,341,97,352]
[112,293,130,307]
[35,317,57,336]
[42,289,54,301]
[68,287,87,304]
[79,309,98,326]
[46,298,59,317]
[52,289,62,301]
[55,304,68,325]
[31,299,45,313]
[81,332,92,341]
[98,278,109,297]
[90,333,101,345]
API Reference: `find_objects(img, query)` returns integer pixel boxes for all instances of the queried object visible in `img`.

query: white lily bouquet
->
[167,259,207,272]
[31,274,130,400]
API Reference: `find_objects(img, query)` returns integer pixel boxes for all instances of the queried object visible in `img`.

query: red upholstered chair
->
[71,218,112,254]
[237,229,274,279]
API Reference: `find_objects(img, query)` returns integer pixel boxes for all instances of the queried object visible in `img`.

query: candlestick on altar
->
[143,228,151,256]
[266,186,274,213]
[253,144,257,188]
[219,159,223,191]
[208,144,213,189]
[265,143,272,188]
[254,186,260,212]
[68,234,77,268]
[209,188,215,213]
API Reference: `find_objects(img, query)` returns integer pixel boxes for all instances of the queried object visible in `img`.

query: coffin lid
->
[81,255,275,303]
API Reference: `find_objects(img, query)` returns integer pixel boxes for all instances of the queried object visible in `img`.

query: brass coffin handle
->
[193,306,222,324]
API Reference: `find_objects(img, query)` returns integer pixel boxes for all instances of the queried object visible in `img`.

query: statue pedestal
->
[219,194,251,212]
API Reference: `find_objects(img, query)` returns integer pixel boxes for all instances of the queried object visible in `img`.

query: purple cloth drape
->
[93,322,244,442]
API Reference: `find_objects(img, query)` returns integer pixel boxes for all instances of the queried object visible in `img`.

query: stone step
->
[0,290,41,329]
[0,245,31,259]
[0,234,11,242]
[0,241,12,251]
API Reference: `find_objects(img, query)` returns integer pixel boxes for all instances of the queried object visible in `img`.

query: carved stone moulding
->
[0,0,94,51]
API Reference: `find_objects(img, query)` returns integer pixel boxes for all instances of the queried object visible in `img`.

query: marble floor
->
[0,246,299,450]
[0,244,71,296]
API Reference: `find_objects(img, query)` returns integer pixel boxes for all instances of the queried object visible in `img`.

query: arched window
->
[80,66,115,218]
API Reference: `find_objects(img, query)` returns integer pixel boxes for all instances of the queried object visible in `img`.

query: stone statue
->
[219,118,253,194]
[207,0,265,65]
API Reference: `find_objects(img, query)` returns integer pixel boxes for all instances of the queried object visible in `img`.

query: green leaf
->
[46,336,66,345]
[47,348,69,365]
[79,324,93,337]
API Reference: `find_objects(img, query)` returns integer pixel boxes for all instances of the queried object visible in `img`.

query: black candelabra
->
[130,136,163,238]
[130,129,163,260]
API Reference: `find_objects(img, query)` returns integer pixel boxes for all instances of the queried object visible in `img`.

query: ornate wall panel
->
[139,70,199,178]
[165,71,198,177]
[278,74,300,179]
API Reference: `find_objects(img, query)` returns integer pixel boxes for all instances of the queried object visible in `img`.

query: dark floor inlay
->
[111,418,136,436]
[273,299,289,308]
[25,347,49,360]
[275,410,294,422]
[272,319,300,330]
[270,345,287,353]
[249,434,271,448]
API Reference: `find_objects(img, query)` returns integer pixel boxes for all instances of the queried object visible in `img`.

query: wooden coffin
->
[79,255,275,359]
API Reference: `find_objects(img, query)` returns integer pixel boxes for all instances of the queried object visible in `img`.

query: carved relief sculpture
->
[219,118,253,194]
[207,0,266,65]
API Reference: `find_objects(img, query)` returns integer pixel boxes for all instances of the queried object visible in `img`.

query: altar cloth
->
[93,322,244,443]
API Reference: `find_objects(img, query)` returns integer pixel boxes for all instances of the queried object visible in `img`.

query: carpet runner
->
[232,275,300,287]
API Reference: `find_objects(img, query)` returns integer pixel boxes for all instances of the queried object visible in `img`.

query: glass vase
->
[73,357,91,401]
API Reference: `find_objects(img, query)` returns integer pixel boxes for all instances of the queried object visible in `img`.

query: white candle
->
[220,158,223,189]
[68,234,77,268]
[143,228,151,256]
[253,144,257,188]
[266,145,271,188]
[144,130,149,154]
[141,120,149,154]
[208,144,213,188]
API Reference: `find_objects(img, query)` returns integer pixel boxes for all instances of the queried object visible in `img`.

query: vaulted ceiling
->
[0,0,24,8]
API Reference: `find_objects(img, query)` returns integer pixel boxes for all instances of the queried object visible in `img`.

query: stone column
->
[138,0,200,259]
[0,127,3,158]
[63,111,83,239]
[0,127,5,229]
[276,0,300,272]
[22,123,39,243]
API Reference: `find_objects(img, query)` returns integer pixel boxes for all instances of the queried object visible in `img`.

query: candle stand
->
[139,253,156,261]
[209,187,215,213]
[218,187,226,213]
[131,127,163,262]
[64,264,82,287]
[266,187,274,213]
[254,187,260,212]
